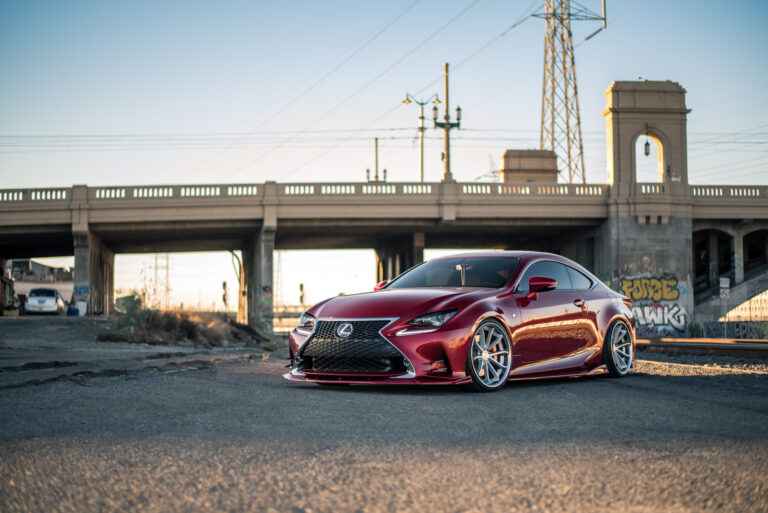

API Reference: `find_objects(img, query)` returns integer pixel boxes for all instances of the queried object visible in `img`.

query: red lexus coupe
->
[284,251,635,391]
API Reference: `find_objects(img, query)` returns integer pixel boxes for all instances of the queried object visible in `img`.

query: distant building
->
[497,149,559,183]
[7,259,73,282]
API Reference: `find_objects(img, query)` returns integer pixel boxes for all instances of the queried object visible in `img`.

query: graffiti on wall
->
[620,275,688,337]
[702,321,768,339]
[620,277,680,302]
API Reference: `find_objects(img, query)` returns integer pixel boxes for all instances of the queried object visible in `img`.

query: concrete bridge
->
[1,80,767,336]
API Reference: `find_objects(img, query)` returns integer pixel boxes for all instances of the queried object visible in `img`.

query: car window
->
[516,260,573,292]
[387,257,519,289]
[29,289,56,297]
[566,266,593,290]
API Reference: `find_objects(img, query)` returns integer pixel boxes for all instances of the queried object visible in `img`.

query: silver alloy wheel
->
[470,321,511,388]
[610,322,633,374]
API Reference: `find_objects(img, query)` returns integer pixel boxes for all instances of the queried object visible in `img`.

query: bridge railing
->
[462,183,608,196]
[89,184,261,201]
[5,182,765,205]
[281,183,437,196]
[692,185,766,198]
[0,188,69,203]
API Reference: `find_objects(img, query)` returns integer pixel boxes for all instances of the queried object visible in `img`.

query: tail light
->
[622,296,632,309]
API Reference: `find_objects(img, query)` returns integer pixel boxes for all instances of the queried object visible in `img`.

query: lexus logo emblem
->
[336,322,354,338]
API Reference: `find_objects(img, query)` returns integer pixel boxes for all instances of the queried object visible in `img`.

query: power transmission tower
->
[534,1,605,184]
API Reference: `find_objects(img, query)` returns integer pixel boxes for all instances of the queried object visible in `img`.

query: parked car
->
[25,288,66,315]
[285,251,635,392]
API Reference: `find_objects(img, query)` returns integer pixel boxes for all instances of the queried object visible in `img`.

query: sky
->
[2,0,767,308]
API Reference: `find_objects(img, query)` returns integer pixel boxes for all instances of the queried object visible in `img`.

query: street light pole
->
[432,62,461,183]
[403,93,440,183]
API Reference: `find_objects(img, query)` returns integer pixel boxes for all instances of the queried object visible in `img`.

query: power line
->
[219,0,489,182]
[172,0,424,181]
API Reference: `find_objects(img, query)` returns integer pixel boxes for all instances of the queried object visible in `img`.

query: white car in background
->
[25,288,66,315]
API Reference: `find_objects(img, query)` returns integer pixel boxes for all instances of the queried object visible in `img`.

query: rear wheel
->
[603,320,633,377]
[465,319,512,392]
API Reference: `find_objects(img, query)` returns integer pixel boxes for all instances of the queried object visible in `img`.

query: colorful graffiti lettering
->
[620,277,680,302]
[633,303,687,333]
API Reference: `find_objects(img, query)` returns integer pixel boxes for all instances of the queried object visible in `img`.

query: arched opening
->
[693,229,733,294]
[634,132,663,183]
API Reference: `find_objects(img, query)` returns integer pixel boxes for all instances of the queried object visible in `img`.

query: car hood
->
[311,287,495,319]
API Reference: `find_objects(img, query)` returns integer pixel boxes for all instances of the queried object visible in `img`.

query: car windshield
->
[387,257,519,289]
[29,289,56,297]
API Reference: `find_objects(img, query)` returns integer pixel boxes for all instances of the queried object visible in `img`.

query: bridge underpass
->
[2,80,768,337]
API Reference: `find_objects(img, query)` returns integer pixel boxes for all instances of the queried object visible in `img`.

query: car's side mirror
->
[374,280,388,291]
[527,276,557,299]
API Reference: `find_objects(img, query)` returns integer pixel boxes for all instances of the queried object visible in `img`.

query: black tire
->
[603,319,634,377]
[465,319,512,392]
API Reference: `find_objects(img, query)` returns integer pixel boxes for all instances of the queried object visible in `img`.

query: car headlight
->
[296,312,316,334]
[408,309,458,327]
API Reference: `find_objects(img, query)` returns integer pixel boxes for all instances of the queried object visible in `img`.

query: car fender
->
[446,303,515,376]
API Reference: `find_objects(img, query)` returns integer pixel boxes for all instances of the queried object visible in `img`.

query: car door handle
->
[573,299,585,308]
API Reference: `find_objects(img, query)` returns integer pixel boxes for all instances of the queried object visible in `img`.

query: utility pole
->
[403,93,440,183]
[365,137,387,182]
[534,0,605,183]
[432,62,461,183]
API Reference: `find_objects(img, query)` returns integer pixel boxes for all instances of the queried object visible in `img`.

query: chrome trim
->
[395,327,438,336]
[300,317,416,379]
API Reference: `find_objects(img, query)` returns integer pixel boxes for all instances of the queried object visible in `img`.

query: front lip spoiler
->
[283,369,471,386]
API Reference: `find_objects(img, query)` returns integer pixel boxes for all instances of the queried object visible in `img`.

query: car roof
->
[429,251,598,280]
[431,250,562,261]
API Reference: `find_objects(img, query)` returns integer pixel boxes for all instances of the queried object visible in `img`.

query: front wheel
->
[603,320,633,377]
[465,319,512,392]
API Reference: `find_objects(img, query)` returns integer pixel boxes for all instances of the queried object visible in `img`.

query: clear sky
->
[2,0,767,308]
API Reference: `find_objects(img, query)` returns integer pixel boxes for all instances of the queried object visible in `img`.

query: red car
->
[284,251,635,391]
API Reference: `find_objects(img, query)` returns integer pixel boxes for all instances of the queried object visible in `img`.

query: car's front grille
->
[298,320,407,374]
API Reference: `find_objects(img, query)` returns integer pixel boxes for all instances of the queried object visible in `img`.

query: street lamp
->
[432,62,461,183]
[403,93,440,183]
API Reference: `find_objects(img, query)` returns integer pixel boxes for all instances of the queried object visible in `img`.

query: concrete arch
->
[603,80,691,191]
[692,225,736,237]
[631,128,668,184]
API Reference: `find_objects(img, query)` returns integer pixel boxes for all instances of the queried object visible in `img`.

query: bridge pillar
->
[733,234,744,285]
[73,231,114,315]
[600,80,694,337]
[375,232,424,283]
[0,259,7,308]
[708,233,719,288]
[243,226,275,335]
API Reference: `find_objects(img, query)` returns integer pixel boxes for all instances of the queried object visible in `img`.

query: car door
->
[565,265,601,356]
[512,260,587,368]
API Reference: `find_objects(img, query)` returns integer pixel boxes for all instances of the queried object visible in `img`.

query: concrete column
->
[244,226,275,335]
[733,233,744,285]
[708,232,719,287]
[375,233,424,283]
[73,231,114,315]
[0,259,7,308]
[764,235,768,267]
[412,232,425,269]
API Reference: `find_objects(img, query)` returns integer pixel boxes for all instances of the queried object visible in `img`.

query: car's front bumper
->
[284,318,475,385]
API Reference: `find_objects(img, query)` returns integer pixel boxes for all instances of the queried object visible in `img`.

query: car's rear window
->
[387,257,519,289]
[29,289,56,297]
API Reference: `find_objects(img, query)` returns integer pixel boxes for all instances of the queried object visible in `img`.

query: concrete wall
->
[596,216,693,337]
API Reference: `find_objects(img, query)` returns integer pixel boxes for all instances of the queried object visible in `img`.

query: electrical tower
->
[534,1,605,184]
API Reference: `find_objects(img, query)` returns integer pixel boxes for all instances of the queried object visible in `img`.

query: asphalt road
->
[1,340,768,512]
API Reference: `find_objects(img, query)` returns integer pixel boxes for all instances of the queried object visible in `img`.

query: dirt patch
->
[97,310,272,349]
